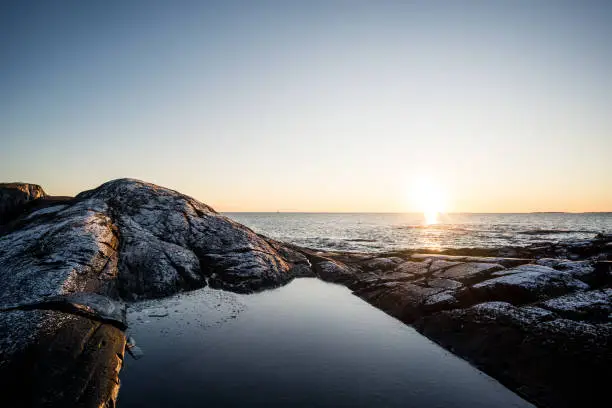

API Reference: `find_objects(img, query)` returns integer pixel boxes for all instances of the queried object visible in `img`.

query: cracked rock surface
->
[0,178,314,407]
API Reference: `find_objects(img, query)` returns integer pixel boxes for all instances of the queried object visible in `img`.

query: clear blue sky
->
[2,1,611,212]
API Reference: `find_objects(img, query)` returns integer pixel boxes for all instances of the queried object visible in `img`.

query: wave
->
[394,225,475,232]
[517,229,598,235]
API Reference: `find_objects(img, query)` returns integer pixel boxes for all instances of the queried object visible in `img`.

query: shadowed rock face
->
[0,309,125,408]
[0,178,314,407]
[0,183,46,224]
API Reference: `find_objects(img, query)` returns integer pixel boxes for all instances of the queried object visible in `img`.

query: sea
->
[225,212,612,253]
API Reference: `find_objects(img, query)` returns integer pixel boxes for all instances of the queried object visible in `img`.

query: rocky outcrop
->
[0,183,46,224]
[304,236,612,408]
[0,178,315,407]
[415,302,610,408]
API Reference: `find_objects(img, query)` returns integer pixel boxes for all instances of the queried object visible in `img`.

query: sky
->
[1,0,611,212]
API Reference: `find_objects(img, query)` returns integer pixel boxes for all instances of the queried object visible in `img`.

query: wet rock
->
[415,302,610,408]
[428,278,463,290]
[393,260,430,275]
[0,198,120,307]
[1,293,127,329]
[463,256,531,267]
[422,290,458,311]
[539,289,612,322]
[362,257,400,271]
[76,179,309,294]
[125,337,144,360]
[0,309,125,408]
[428,259,462,273]
[468,264,589,304]
[411,253,466,262]
[0,178,312,303]
[434,262,505,283]
[314,259,356,284]
[372,271,416,283]
[355,281,444,323]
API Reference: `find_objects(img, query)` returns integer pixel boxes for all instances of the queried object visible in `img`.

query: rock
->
[411,253,466,262]
[362,257,400,271]
[0,198,120,307]
[0,182,46,224]
[422,290,458,311]
[428,259,462,273]
[374,270,416,283]
[0,178,313,302]
[76,179,310,294]
[463,256,531,267]
[393,260,430,275]
[539,289,612,322]
[428,278,463,290]
[468,264,589,304]
[0,178,316,407]
[434,262,505,282]
[1,293,127,329]
[415,302,610,408]
[0,309,125,407]
[314,259,356,284]
[355,281,444,323]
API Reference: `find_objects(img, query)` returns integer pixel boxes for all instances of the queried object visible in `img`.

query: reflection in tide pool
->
[119,278,533,408]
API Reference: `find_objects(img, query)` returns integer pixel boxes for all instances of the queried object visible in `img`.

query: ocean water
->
[119,278,533,408]
[225,212,612,252]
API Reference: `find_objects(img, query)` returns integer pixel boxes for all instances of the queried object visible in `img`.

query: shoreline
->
[292,238,610,408]
[1,179,609,407]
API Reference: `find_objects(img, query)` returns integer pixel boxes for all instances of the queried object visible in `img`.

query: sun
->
[411,178,447,225]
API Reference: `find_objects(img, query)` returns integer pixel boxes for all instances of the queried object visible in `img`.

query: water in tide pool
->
[225,212,612,252]
[119,278,533,408]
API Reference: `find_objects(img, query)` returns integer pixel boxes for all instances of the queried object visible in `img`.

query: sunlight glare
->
[412,178,447,225]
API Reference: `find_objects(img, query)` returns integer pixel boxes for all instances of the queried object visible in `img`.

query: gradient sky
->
[2,1,611,212]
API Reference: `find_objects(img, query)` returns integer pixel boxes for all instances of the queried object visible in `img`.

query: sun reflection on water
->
[424,211,439,225]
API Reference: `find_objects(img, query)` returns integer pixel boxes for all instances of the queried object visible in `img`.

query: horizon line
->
[221,211,612,215]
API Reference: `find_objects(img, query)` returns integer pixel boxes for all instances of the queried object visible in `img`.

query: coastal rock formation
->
[0,178,314,407]
[1,178,610,408]
[306,238,612,408]
[0,183,46,223]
